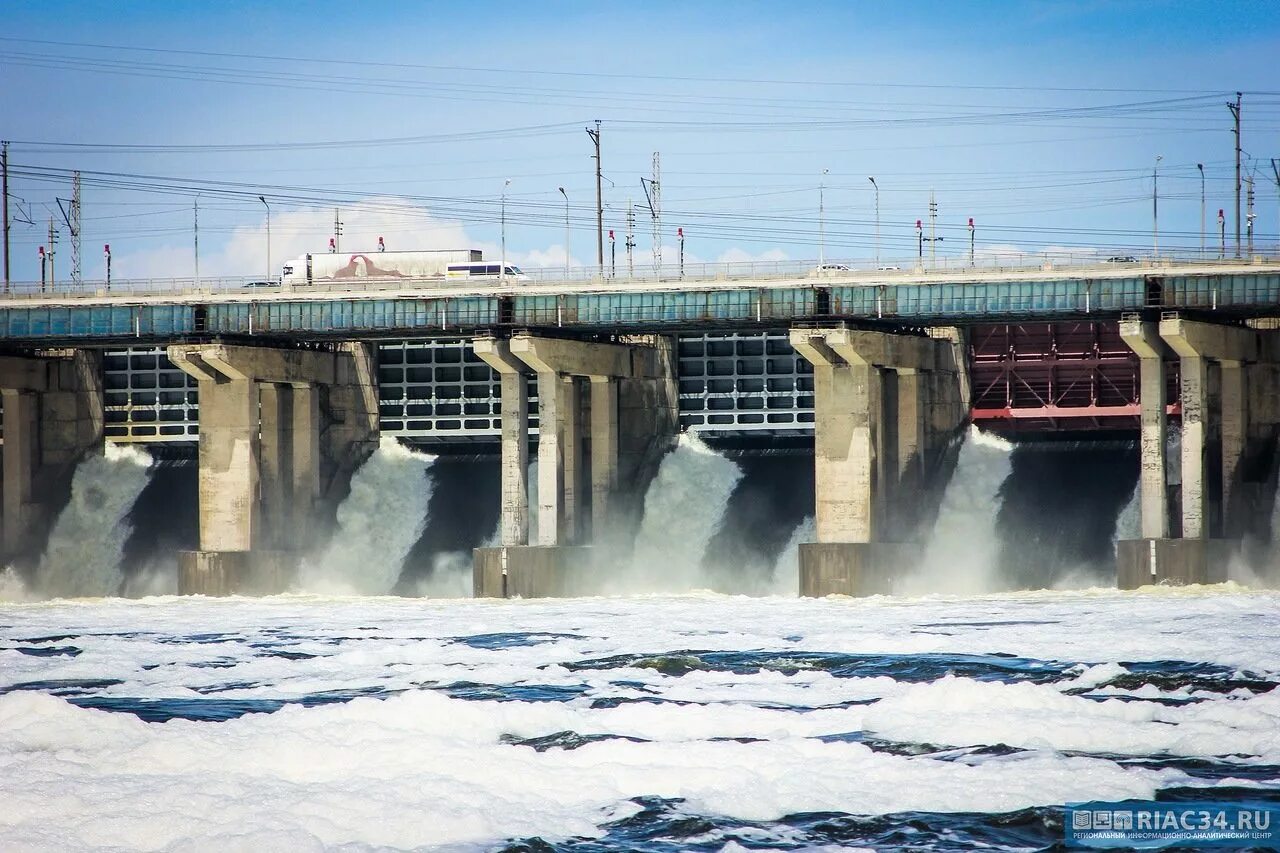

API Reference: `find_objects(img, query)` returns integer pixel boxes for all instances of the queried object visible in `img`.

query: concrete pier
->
[473,332,677,597]
[168,342,377,595]
[1117,316,1280,586]
[0,350,104,564]
[789,326,967,596]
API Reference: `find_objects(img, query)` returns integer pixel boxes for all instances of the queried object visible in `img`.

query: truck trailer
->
[280,248,482,287]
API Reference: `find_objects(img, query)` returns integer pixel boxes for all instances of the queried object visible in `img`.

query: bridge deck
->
[0,261,1277,344]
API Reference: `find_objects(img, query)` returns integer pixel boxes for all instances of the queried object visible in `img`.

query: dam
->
[3,258,1280,597]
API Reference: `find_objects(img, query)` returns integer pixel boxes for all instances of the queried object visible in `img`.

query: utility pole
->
[1218,208,1226,259]
[71,172,81,286]
[868,176,879,268]
[916,219,923,263]
[968,217,975,267]
[625,200,635,278]
[1246,173,1255,256]
[104,243,111,291]
[585,120,603,275]
[818,168,828,264]
[641,154,661,277]
[500,179,510,285]
[1197,163,1205,259]
[56,173,82,286]
[678,227,685,279]
[1152,154,1162,257]
[928,191,938,265]
[39,245,46,292]
[558,186,570,278]
[193,197,200,285]
[333,209,343,253]
[1272,159,1280,256]
[1228,92,1242,258]
[46,216,57,289]
[609,228,616,278]
[258,195,271,283]
[2,140,9,294]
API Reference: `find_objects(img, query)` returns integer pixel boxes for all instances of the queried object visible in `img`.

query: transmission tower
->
[71,172,81,285]
[640,153,662,276]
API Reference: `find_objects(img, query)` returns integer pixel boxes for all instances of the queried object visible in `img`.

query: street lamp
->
[818,169,829,264]
[500,179,511,285]
[868,176,880,268]
[1152,155,1162,257]
[558,186,570,278]
[1197,163,1205,259]
[258,195,271,282]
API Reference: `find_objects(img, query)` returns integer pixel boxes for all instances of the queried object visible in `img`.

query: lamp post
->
[868,176,879,268]
[558,186,570,278]
[1152,155,1162,258]
[193,195,201,285]
[1197,163,1205,259]
[818,168,828,264]
[257,195,271,282]
[501,179,510,285]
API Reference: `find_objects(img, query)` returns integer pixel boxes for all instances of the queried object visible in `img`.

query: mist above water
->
[297,438,435,595]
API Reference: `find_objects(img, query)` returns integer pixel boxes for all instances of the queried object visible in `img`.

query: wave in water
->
[36,443,155,598]
[297,438,436,595]
[611,432,743,593]
[903,425,1013,595]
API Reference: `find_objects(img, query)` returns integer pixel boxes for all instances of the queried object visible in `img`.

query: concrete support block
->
[474,338,531,546]
[1120,319,1171,540]
[472,545,592,598]
[535,370,570,545]
[1219,362,1247,537]
[1115,538,1229,589]
[0,350,105,562]
[1180,355,1208,539]
[177,550,298,596]
[589,376,619,538]
[195,378,260,553]
[798,542,922,597]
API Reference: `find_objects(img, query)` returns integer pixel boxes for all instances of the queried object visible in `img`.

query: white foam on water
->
[770,516,815,595]
[36,443,154,599]
[296,438,435,595]
[613,432,743,592]
[903,425,1013,595]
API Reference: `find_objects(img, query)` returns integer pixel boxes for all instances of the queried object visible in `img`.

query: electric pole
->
[1246,172,1255,256]
[641,153,661,276]
[968,217,975,267]
[56,173,82,287]
[625,200,635,278]
[2,140,9,293]
[928,191,938,265]
[818,168,828,264]
[1272,159,1280,256]
[1197,163,1205,258]
[585,120,603,275]
[1228,92,1242,258]
[333,209,343,253]
[46,216,57,289]
[194,197,200,284]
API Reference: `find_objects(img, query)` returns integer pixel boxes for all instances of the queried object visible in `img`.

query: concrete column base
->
[1115,539,1230,589]
[472,546,593,598]
[798,542,922,597]
[177,550,298,596]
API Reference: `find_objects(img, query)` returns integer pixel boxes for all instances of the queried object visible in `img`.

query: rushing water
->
[34,444,155,599]
[614,432,743,593]
[905,426,1013,595]
[297,438,436,595]
[1,588,1277,850]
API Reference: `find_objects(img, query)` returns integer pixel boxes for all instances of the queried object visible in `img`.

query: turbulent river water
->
[2,588,1279,851]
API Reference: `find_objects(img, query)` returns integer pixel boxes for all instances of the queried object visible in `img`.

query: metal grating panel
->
[377,339,539,441]
[103,347,199,442]
[676,330,814,435]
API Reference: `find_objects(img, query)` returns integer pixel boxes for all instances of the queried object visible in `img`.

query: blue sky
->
[1,1,1278,281]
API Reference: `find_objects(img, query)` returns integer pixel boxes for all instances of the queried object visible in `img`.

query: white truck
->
[280,248,483,287]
